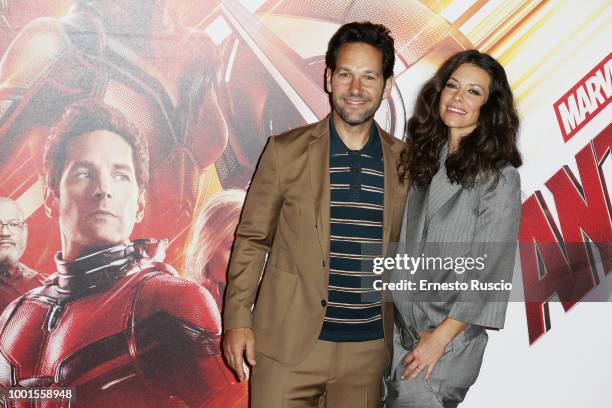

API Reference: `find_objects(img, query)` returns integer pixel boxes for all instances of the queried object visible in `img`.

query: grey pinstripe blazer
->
[387,154,521,404]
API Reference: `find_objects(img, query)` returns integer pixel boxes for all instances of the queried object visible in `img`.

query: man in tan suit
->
[223,22,408,408]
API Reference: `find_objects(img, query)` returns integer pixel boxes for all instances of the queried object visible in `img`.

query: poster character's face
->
[52,131,144,252]
[326,42,393,126]
[208,236,234,285]
[0,201,27,267]
[439,63,490,138]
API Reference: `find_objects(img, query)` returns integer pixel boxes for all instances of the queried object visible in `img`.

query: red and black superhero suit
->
[0,239,238,408]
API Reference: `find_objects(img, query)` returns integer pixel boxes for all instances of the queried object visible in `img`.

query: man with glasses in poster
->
[0,197,43,311]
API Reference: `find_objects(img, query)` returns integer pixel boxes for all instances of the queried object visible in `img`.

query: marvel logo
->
[553,53,611,142]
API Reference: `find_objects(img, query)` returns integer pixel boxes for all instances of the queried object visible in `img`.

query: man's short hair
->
[325,21,395,80]
[43,99,149,194]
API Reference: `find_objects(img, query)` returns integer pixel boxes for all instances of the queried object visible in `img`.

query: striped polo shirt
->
[319,118,385,342]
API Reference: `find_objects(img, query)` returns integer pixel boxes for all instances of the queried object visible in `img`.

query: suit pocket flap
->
[253,265,298,331]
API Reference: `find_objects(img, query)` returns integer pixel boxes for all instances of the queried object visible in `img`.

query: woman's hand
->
[401,317,468,381]
[400,330,447,380]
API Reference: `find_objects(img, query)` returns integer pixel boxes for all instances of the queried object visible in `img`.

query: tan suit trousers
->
[251,338,386,408]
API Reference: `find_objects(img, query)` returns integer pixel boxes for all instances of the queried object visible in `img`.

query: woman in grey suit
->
[384,50,522,407]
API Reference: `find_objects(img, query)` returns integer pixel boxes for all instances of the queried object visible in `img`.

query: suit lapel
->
[425,165,461,225]
[404,185,428,253]
[378,126,409,359]
[406,144,460,252]
[308,117,331,266]
[378,124,406,257]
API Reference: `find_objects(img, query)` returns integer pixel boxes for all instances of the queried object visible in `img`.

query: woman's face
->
[439,63,490,140]
[207,236,234,285]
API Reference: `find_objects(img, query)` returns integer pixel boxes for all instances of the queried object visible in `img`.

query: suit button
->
[321,300,327,307]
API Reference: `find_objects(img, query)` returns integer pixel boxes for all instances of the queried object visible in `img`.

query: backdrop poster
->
[0,1,609,407]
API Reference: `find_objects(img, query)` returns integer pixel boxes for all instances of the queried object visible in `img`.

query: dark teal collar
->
[329,115,382,159]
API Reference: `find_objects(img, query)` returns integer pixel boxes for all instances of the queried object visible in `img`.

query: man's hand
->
[222,328,256,381]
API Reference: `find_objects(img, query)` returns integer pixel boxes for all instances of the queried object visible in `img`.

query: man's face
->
[326,42,393,126]
[48,130,144,257]
[0,201,27,268]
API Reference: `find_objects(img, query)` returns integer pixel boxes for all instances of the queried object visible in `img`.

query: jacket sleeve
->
[223,136,283,330]
[448,166,522,329]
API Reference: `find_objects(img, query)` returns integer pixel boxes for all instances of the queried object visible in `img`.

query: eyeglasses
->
[0,221,25,233]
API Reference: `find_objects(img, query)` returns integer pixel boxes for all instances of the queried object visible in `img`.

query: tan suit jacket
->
[223,115,409,365]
